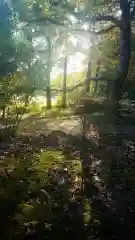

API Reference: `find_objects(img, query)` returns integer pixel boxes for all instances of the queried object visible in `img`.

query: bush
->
[17,106,30,115]
[67,89,83,106]
[0,126,16,141]
[56,95,62,107]
[9,106,30,115]
[29,102,42,114]
[0,151,82,239]
[41,106,46,114]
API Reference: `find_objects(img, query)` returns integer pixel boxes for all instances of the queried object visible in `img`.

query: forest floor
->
[1,110,135,238]
[1,111,135,184]
[0,110,135,160]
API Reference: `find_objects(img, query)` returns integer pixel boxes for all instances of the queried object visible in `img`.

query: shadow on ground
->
[1,113,135,239]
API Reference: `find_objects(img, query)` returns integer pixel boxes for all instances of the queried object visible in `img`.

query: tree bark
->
[85,60,91,93]
[24,94,29,106]
[112,0,131,112]
[46,36,52,109]
[46,87,51,109]
[2,105,6,119]
[94,60,101,93]
[62,56,67,108]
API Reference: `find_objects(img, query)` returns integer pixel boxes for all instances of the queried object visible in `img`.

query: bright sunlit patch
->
[67,53,85,72]
[80,37,91,49]
[69,35,78,46]
[82,23,89,31]
[51,67,63,79]
[116,10,121,17]
[51,52,86,79]
[66,13,77,24]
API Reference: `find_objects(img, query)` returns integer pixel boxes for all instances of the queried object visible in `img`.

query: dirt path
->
[19,114,135,139]
[19,115,82,136]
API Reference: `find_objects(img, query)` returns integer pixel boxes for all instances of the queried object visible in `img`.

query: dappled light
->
[1,0,135,239]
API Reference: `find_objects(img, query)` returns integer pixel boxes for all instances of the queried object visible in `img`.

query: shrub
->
[17,106,30,115]
[56,95,62,107]
[29,102,42,114]
[0,151,82,239]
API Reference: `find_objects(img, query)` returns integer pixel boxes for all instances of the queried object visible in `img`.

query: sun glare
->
[51,52,86,80]
[66,13,77,24]
[67,53,85,72]
[82,23,89,31]
[69,36,78,46]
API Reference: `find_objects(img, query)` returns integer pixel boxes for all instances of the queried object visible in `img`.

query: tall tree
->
[46,35,52,109]
[0,0,17,77]
[112,0,131,111]
[62,55,68,108]
[94,60,101,93]
[12,0,135,109]
[61,36,68,109]
[85,60,91,93]
[84,0,134,111]
[0,0,19,119]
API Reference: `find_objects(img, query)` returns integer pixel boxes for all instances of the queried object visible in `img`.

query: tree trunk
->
[46,37,52,109]
[85,60,91,93]
[62,56,67,108]
[112,0,131,112]
[2,105,6,119]
[46,87,51,109]
[24,94,29,106]
[94,60,101,93]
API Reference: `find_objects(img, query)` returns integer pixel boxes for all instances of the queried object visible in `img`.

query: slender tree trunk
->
[112,0,131,113]
[2,105,6,119]
[62,56,67,108]
[25,94,29,106]
[46,37,52,109]
[46,87,51,109]
[85,60,91,93]
[85,24,93,94]
[94,60,101,93]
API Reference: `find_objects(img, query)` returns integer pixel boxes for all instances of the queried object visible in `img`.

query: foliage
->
[0,0,49,136]
[29,102,42,114]
[0,1,18,77]
[0,150,82,239]
[52,71,86,89]
[98,28,135,99]
[56,95,63,107]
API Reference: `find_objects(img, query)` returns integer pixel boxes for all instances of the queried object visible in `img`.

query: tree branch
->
[25,20,117,38]
[25,16,118,35]
[65,24,117,35]
[25,12,121,28]
[91,24,117,35]
[47,77,107,93]
[69,9,121,26]
[25,17,66,26]
[92,15,121,27]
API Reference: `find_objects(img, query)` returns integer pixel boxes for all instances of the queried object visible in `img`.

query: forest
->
[1,0,135,239]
